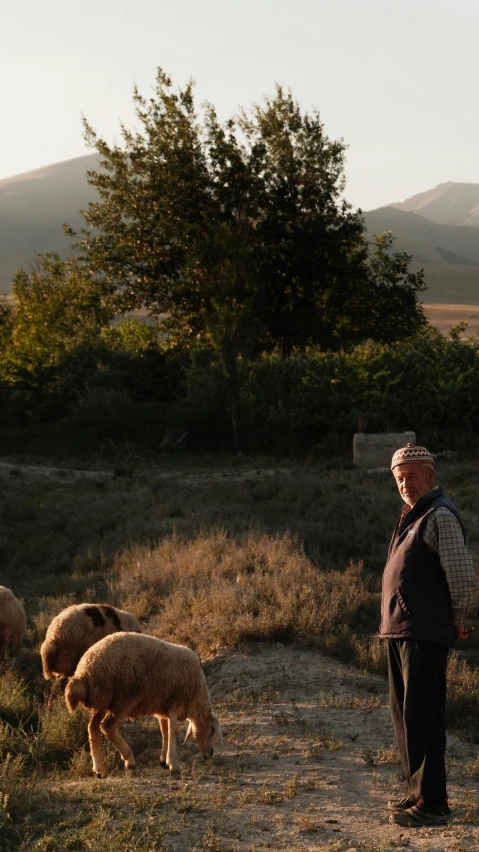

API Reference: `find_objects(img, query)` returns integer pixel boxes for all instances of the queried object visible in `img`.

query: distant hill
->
[0,154,98,294]
[390,181,479,227]
[364,206,479,304]
[2,158,479,305]
[364,207,479,265]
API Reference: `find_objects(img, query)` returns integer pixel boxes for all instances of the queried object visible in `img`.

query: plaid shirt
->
[421,507,478,625]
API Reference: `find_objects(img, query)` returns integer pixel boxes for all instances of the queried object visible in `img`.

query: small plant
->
[295,809,323,833]
[194,820,225,851]
[306,733,345,760]
[283,773,298,799]
[259,784,281,804]
[467,752,479,780]
[360,746,376,766]
[376,744,401,764]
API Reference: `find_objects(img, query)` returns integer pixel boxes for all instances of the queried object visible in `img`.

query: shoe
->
[389,799,451,827]
[387,793,418,813]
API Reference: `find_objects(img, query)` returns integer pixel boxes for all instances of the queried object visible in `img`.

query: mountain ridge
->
[1,158,479,303]
[388,180,479,227]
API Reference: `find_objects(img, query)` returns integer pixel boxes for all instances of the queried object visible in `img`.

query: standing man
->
[380,443,477,828]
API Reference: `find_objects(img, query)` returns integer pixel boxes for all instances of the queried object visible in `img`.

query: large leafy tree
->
[76,69,426,449]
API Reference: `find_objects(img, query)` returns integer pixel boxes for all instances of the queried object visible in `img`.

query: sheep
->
[65,632,222,777]
[41,603,142,680]
[0,585,26,655]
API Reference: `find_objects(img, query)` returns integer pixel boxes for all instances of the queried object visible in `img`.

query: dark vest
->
[380,487,466,647]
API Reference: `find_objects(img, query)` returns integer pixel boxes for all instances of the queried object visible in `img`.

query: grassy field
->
[0,453,478,849]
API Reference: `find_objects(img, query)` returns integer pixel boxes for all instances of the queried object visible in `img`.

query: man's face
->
[393,462,434,508]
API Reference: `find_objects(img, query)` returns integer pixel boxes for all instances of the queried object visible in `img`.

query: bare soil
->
[62,644,479,852]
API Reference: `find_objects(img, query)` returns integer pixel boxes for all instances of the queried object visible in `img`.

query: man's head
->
[391,443,434,508]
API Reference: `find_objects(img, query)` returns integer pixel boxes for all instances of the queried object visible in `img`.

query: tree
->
[76,69,426,450]
[0,254,112,393]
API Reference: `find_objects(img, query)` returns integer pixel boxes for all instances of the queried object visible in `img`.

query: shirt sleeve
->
[423,507,478,625]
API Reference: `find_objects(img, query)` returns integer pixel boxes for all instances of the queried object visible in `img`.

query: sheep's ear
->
[184,722,194,744]
[213,716,223,744]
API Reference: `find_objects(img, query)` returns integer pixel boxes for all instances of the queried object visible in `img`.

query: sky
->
[2,0,479,210]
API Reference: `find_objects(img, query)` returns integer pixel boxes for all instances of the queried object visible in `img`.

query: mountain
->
[0,154,98,294]
[364,205,479,303]
[390,181,479,227]
[364,207,479,265]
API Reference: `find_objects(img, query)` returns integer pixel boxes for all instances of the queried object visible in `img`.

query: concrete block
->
[353,431,416,467]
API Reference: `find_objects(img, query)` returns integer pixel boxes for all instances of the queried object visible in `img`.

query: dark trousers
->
[387,638,449,804]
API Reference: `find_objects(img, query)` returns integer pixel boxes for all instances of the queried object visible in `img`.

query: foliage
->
[241,326,479,450]
[0,255,185,433]
[1,317,479,453]
[76,68,426,448]
[0,254,112,424]
[1,254,111,387]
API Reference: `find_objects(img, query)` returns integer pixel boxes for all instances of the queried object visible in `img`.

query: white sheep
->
[65,632,222,777]
[41,603,142,679]
[0,585,26,655]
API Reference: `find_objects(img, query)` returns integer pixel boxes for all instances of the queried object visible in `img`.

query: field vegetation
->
[1,316,479,458]
[0,454,478,848]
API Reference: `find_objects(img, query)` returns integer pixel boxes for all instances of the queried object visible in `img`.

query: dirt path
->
[0,458,290,484]
[59,644,479,852]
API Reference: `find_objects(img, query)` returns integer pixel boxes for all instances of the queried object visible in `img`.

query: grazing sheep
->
[65,632,222,777]
[41,603,142,680]
[0,586,26,655]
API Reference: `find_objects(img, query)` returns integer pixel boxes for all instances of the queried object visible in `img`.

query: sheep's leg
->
[100,712,135,770]
[166,714,180,772]
[88,710,108,778]
[158,716,169,768]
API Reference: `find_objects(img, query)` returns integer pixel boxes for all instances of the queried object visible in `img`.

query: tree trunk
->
[231,397,241,454]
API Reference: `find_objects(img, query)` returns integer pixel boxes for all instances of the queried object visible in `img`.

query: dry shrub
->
[30,594,78,644]
[351,635,388,676]
[34,693,89,765]
[0,671,32,725]
[446,652,479,740]
[111,530,378,655]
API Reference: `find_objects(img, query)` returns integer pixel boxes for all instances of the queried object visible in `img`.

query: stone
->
[353,431,416,467]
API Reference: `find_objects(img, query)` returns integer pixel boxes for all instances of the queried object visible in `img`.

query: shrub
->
[111,530,380,655]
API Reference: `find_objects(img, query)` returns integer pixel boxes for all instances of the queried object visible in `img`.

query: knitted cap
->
[391,443,434,470]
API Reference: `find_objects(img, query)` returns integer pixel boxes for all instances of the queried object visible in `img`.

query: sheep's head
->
[184,714,222,756]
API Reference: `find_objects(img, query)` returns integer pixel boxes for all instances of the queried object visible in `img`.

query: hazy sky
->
[2,0,478,210]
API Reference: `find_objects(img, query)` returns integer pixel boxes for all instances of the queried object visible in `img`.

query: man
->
[380,443,477,828]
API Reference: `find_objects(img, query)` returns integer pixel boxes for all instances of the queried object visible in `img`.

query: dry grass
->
[423,302,479,337]
[111,530,377,656]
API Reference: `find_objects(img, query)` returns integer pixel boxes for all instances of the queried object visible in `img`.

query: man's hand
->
[454,624,474,640]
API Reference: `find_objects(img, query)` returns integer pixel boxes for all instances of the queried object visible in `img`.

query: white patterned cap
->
[391,443,434,470]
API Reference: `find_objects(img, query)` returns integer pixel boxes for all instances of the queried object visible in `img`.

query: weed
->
[467,752,479,780]
[283,773,298,799]
[360,746,377,767]
[194,819,225,851]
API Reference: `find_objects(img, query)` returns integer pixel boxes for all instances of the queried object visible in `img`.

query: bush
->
[111,530,380,656]
[241,328,479,452]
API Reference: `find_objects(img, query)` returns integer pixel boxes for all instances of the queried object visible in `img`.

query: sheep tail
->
[65,676,88,713]
[41,640,58,680]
